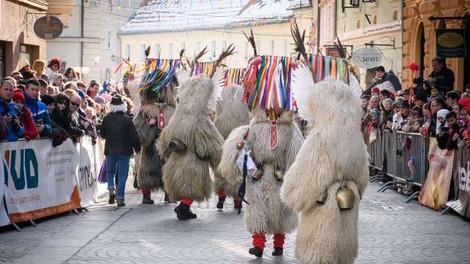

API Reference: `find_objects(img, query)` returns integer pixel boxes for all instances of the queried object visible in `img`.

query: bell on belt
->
[274,169,284,182]
[336,186,355,210]
[252,168,263,181]
[169,139,187,152]
[236,140,245,150]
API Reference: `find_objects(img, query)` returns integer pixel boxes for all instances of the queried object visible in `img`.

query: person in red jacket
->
[12,89,38,141]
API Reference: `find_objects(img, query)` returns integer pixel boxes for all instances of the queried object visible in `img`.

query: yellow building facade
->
[403,0,470,91]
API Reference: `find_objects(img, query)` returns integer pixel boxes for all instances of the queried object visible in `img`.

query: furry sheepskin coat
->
[132,81,177,190]
[156,76,224,202]
[219,108,303,234]
[281,74,369,264]
[213,84,250,198]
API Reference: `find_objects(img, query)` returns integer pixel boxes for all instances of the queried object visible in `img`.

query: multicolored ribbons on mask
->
[139,59,181,92]
[242,55,294,117]
[224,68,246,87]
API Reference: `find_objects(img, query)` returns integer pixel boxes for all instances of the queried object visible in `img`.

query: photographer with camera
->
[0,79,24,141]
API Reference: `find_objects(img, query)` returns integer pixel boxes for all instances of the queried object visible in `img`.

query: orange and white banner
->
[1,139,81,223]
[419,138,455,211]
[77,137,107,207]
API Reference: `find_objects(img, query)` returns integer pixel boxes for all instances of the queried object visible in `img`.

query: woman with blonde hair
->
[32,59,49,83]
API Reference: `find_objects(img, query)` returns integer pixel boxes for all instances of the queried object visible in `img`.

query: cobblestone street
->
[1,180,469,264]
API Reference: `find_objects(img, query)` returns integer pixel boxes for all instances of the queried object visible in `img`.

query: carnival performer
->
[213,83,250,209]
[218,31,303,258]
[280,69,368,263]
[132,56,179,204]
[156,46,234,220]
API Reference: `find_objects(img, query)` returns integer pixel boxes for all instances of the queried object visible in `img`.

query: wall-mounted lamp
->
[342,0,360,13]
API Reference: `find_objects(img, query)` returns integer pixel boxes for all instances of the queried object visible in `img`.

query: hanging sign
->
[351,47,382,69]
[34,16,63,40]
[436,29,466,58]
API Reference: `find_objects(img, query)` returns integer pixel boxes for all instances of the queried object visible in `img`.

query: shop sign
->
[350,47,382,69]
[436,29,466,58]
[34,16,63,40]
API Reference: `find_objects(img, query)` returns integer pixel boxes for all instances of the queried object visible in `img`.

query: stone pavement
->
[1,180,469,264]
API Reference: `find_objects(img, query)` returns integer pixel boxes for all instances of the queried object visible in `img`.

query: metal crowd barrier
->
[367,130,429,202]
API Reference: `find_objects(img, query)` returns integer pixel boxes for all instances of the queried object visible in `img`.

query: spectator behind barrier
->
[429,98,447,137]
[13,89,38,141]
[0,80,24,141]
[363,66,402,95]
[427,57,455,95]
[24,79,52,137]
[45,58,61,81]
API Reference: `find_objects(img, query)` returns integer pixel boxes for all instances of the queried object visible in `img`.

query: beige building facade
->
[334,0,403,89]
[118,1,314,70]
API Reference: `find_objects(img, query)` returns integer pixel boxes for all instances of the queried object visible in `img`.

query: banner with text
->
[447,147,470,219]
[0,174,9,226]
[419,138,455,211]
[2,139,81,223]
[77,137,107,207]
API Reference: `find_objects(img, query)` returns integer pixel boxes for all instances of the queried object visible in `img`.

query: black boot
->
[117,199,126,207]
[108,189,116,204]
[164,192,170,202]
[272,247,283,256]
[174,203,197,220]
[142,194,154,204]
[216,196,226,209]
[249,247,263,258]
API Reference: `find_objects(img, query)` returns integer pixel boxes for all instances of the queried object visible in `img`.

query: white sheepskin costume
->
[281,65,369,264]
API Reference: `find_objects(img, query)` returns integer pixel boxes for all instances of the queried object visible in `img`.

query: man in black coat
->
[100,94,141,206]
[427,57,455,95]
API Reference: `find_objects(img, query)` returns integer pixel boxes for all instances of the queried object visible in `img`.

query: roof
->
[119,0,306,35]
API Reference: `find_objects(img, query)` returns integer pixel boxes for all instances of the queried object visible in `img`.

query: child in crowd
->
[12,90,38,141]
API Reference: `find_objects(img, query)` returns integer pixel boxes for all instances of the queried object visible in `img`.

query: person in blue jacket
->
[23,79,52,137]
[0,79,24,141]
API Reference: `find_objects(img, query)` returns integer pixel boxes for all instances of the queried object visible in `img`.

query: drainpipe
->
[80,0,84,73]
[317,1,321,52]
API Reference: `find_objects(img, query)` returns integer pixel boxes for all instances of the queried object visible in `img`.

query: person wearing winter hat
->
[19,59,34,80]
[100,95,141,206]
[12,90,38,141]
[41,94,56,114]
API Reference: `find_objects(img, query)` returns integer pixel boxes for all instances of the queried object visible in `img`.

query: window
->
[392,10,398,21]
[140,44,146,61]
[356,19,361,29]
[221,40,227,51]
[124,44,130,60]
[211,40,216,58]
[168,43,173,58]
[373,15,377,25]
[154,43,161,57]
[107,31,112,49]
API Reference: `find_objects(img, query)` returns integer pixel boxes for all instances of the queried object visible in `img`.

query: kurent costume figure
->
[131,59,179,204]
[156,75,224,220]
[281,66,369,264]
[213,84,250,209]
[219,35,304,257]
[156,47,233,220]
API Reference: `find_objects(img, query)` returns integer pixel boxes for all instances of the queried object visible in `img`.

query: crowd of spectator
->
[0,58,134,147]
[361,59,470,152]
